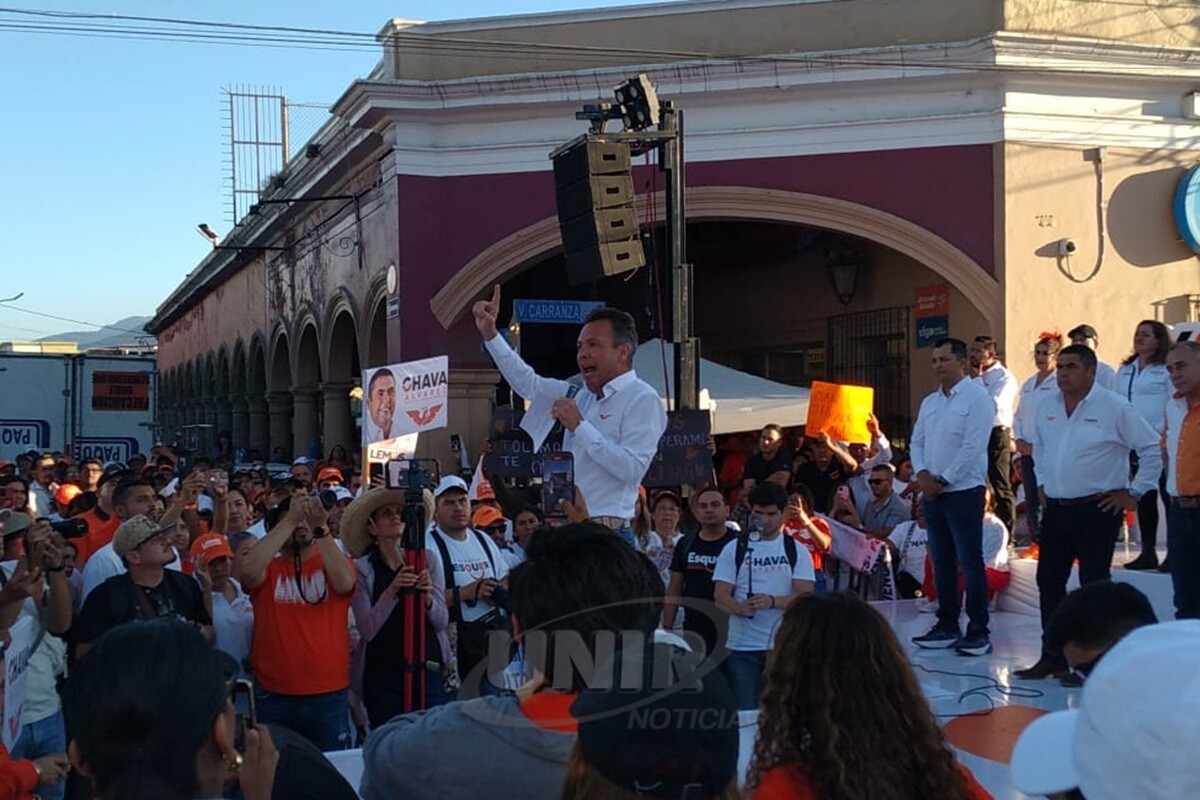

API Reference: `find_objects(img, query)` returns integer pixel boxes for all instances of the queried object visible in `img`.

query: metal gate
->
[826,307,911,447]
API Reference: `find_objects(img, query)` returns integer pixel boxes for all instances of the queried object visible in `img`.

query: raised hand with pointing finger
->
[472,284,501,340]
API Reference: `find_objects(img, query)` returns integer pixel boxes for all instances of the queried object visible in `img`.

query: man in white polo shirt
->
[969,335,1019,533]
[909,338,996,656]
[472,285,667,545]
[1015,344,1161,680]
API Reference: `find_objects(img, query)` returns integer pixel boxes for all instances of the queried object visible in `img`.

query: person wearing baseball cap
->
[1012,620,1200,799]
[1067,323,1117,390]
[427,474,511,683]
[471,506,522,570]
[73,515,213,658]
[316,467,345,491]
[189,532,254,667]
[290,456,316,488]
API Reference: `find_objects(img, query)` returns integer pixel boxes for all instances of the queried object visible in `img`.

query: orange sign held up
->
[805,381,874,444]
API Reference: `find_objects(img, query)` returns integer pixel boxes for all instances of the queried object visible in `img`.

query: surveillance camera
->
[1057,239,1077,257]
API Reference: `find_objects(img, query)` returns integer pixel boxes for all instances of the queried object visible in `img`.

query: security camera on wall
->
[1057,239,1077,257]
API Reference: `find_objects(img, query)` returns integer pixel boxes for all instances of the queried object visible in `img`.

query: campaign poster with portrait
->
[361,357,448,464]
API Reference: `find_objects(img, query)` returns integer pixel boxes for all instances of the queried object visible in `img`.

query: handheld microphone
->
[552,384,580,436]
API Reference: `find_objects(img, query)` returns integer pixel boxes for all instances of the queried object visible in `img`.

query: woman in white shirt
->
[644,490,685,582]
[1013,332,1062,546]
[1116,320,1173,571]
[191,532,254,668]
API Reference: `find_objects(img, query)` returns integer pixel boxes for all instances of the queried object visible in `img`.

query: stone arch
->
[430,186,1002,330]
[231,340,247,397]
[268,329,294,460]
[365,292,389,368]
[246,333,269,456]
[293,323,323,459]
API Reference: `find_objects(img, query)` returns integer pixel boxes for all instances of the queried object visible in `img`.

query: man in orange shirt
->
[240,494,357,751]
[1165,340,1200,619]
[71,470,131,566]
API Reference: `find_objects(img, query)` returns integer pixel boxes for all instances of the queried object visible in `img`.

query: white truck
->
[0,352,157,462]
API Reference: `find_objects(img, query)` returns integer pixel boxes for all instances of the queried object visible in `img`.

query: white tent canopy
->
[626,339,810,435]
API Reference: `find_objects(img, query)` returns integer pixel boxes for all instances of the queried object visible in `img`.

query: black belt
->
[1045,494,1105,507]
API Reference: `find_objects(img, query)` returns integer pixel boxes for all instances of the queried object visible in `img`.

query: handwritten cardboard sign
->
[643,410,713,488]
[2,616,33,750]
[484,408,564,479]
[805,381,874,444]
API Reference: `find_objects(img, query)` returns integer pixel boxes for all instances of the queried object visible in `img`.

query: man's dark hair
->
[933,338,968,359]
[1067,324,1098,342]
[760,423,783,437]
[870,463,896,477]
[81,458,103,469]
[507,523,663,692]
[582,307,638,357]
[112,478,154,511]
[0,475,29,490]
[367,367,395,395]
[973,335,997,353]
[747,481,787,511]
[1059,343,1098,370]
[516,504,544,522]
[1045,581,1157,652]
[98,468,132,490]
[227,486,249,505]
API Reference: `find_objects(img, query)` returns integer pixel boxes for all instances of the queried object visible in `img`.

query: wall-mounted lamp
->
[825,259,860,306]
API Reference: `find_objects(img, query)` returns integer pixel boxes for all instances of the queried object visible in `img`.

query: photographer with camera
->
[239,494,357,751]
[0,513,73,800]
[427,476,510,689]
[343,487,452,723]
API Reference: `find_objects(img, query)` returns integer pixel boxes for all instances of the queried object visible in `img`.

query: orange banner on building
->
[805,381,874,444]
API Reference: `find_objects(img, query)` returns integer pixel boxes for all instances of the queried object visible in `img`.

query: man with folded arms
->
[1015,344,1160,679]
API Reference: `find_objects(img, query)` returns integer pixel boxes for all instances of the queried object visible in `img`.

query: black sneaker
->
[912,625,961,649]
[1124,552,1159,571]
[1014,658,1070,680]
[954,631,993,656]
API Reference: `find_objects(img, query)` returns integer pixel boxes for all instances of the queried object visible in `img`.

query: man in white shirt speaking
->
[1015,344,1161,680]
[472,285,667,545]
[910,338,996,656]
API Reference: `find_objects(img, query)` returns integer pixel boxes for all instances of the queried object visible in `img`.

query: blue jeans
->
[923,486,988,636]
[254,687,352,752]
[722,649,768,710]
[12,711,66,800]
[1169,504,1200,620]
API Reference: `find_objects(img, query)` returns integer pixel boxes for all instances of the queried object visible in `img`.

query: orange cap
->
[189,532,234,565]
[472,506,506,529]
[317,467,345,484]
[475,479,495,500]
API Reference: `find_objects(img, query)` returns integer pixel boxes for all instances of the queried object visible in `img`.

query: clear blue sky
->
[0,0,666,340]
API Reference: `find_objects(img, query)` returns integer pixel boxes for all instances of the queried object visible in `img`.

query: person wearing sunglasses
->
[1043,580,1157,688]
[472,506,522,570]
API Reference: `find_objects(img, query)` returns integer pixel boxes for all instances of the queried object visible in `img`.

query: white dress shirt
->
[484,334,668,519]
[974,361,1019,428]
[1114,360,1171,435]
[1014,372,1059,443]
[910,377,995,492]
[1032,384,1161,500]
[1095,359,1117,391]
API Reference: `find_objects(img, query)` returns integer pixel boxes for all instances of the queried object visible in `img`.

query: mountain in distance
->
[36,316,155,349]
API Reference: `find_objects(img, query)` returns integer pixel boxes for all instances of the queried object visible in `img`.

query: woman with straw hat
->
[343,487,453,723]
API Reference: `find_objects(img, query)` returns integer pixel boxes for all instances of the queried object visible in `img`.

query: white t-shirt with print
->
[713,534,815,652]
[430,527,510,623]
[887,521,928,584]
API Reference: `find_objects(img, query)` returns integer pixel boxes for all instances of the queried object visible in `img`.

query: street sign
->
[513,299,604,325]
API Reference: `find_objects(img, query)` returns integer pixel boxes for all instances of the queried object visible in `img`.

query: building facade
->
[148,0,1200,463]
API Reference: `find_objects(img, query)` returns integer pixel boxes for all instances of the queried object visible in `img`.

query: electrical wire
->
[913,662,1045,720]
[0,302,152,338]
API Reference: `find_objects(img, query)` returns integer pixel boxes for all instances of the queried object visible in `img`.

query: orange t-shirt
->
[73,507,121,567]
[784,518,831,572]
[753,762,993,800]
[247,550,355,695]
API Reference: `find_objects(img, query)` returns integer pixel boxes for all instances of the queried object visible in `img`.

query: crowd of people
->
[0,292,1195,799]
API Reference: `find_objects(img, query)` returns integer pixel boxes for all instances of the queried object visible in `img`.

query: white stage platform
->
[998,549,1176,622]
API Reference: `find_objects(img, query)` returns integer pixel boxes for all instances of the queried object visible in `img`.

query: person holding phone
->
[473,285,667,545]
